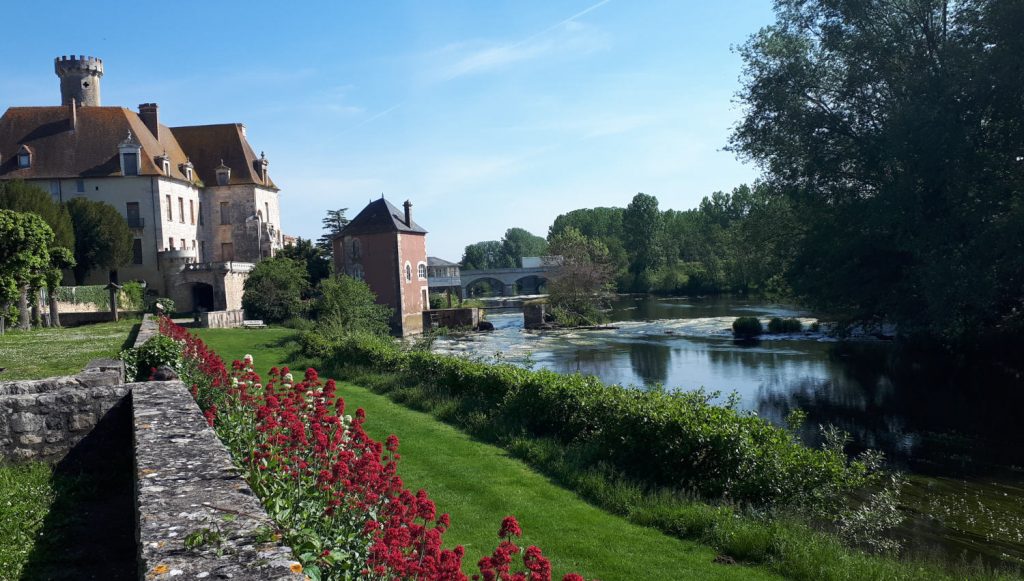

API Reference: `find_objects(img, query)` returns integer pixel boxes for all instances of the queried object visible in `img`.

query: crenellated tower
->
[54,55,104,107]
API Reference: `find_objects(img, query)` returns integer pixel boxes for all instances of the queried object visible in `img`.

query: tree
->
[460,240,508,270]
[548,207,629,289]
[241,257,309,323]
[499,228,548,268]
[312,275,392,336]
[65,198,132,285]
[0,210,55,333]
[0,180,77,325]
[622,193,664,290]
[318,208,349,257]
[278,237,331,289]
[546,227,614,326]
[731,0,1024,340]
[0,181,74,250]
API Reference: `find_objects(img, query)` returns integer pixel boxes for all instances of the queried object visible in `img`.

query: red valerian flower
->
[499,516,523,539]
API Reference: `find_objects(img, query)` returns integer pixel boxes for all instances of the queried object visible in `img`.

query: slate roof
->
[170,124,278,190]
[0,106,276,189]
[427,256,458,267]
[339,197,427,236]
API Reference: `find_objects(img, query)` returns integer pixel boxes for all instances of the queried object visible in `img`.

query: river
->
[431,295,1024,567]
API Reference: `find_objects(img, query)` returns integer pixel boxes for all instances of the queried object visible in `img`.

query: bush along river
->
[431,295,1024,567]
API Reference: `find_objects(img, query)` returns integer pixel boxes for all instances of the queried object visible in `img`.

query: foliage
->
[622,193,665,290]
[730,0,1024,341]
[159,318,591,581]
[317,208,349,258]
[311,275,392,336]
[0,210,57,331]
[460,240,508,270]
[148,296,175,315]
[732,317,764,338]
[242,257,309,323]
[546,227,614,326]
[121,281,144,310]
[0,180,74,251]
[768,317,802,334]
[54,285,111,308]
[278,237,332,288]
[65,198,132,285]
[500,227,549,268]
[120,334,184,381]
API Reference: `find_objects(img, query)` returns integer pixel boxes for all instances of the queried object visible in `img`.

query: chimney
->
[138,103,159,140]
[69,98,77,131]
[403,200,412,226]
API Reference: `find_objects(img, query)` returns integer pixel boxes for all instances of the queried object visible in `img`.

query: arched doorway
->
[191,283,215,312]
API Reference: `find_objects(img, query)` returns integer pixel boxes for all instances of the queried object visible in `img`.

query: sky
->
[0,1,777,261]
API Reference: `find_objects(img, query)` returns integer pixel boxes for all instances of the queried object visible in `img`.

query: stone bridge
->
[460,266,553,296]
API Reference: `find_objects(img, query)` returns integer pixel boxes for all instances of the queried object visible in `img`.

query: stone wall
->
[200,309,245,328]
[134,380,302,579]
[0,358,127,462]
[423,307,481,331]
[58,310,144,327]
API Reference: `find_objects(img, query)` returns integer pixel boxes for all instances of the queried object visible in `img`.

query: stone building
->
[0,55,284,312]
[427,257,462,299]
[332,197,428,336]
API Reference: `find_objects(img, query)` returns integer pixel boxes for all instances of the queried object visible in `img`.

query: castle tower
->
[54,55,104,107]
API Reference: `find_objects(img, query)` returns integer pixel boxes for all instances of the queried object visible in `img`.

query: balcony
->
[127,216,145,229]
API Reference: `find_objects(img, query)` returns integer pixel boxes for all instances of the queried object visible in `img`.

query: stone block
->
[10,412,42,433]
[19,434,43,445]
[70,413,96,431]
[13,448,35,460]
[45,431,64,444]
[44,415,65,430]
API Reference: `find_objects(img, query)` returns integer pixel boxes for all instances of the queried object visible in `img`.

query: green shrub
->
[311,276,391,335]
[732,316,763,338]
[53,285,110,308]
[242,257,309,323]
[120,335,183,381]
[146,296,175,315]
[768,317,803,333]
[120,281,144,310]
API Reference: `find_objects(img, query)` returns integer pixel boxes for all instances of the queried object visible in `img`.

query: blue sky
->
[0,1,775,260]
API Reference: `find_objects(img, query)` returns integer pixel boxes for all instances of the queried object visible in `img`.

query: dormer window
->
[118,131,141,177]
[215,160,231,186]
[17,145,32,168]
[180,159,195,182]
[155,153,171,176]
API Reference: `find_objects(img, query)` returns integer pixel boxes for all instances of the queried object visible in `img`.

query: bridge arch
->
[464,276,508,297]
[514,275,548,295]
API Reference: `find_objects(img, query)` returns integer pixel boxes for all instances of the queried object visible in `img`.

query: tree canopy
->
[461,228,548,270]
[730,0,1024,339]
[0,181,74,251]
[318,208,349,257]
[241,257,310,322]
[461,240,508,270]
[278,237,331,289]
[65,198,132,284]
[0,210,56,332]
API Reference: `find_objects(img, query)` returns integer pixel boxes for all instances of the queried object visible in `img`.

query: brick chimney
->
[138,103,159,140]
[403,200,412,226]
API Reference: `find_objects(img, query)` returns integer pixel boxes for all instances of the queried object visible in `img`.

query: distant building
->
[0,55,285,312]
[332,198,428,336]
[427,257,462,299]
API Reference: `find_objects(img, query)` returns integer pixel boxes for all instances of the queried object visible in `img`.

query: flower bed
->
[158,317,588,581]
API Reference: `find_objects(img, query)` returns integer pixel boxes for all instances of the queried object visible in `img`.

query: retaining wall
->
[0,358,127,462]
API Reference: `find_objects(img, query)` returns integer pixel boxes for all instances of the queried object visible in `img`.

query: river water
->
[431,296,1024,566]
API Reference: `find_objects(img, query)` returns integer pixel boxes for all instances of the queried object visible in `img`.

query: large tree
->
[65,198,132,285]
[318,208,349,258]
[278,237,331,289]
[499,227,548,267]
[622,193,664,290]
[731,0,1024,340]
[460,240,508,270]
[546,226,614,325]
[0,210,55,333]
[241,257,310,322]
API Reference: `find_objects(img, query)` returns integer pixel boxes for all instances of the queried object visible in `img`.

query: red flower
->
[499,516,523,539]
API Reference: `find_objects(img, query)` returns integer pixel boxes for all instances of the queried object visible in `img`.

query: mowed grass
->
[0,318,138,380]
[0,462,54,580]
[194,327,780,581]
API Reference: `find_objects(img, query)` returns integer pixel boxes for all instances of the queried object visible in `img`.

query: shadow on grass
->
[20,396,136,581]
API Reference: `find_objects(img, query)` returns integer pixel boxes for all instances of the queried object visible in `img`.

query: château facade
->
[0,55,284,312]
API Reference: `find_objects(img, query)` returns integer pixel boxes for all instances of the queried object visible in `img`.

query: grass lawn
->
[0,462,53,580]
[194,327,780,581]
[0,318,138,381]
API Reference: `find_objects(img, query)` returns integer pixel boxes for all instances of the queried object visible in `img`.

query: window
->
[189,200,195,225]
[351,264,364,281]
[198,202,203,226]
[17,149,30,168]
[405,262,412,283]
[421,288,429,307]
[49,181,60,196]
[265,202,270,221]
[126,202,141,228]
[122,152,139,176]
[166,195,172,221]
[168,237,174,250]
[180,239,186,250]
[221,242,234,261]
[350,238,361,260]
[132,239,143,264]
[191,239,196,250]
[417,262,427,280]
[162,160,171,175]
[76,179,85,193]
[199,241,206,261]
[178,197,185,223]
[220,202,230,225]
[185,167,193,181]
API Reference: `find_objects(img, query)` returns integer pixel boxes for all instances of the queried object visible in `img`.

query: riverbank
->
[194,327,777,581]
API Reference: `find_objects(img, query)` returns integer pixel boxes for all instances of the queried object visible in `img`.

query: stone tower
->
[54,55,104,107]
